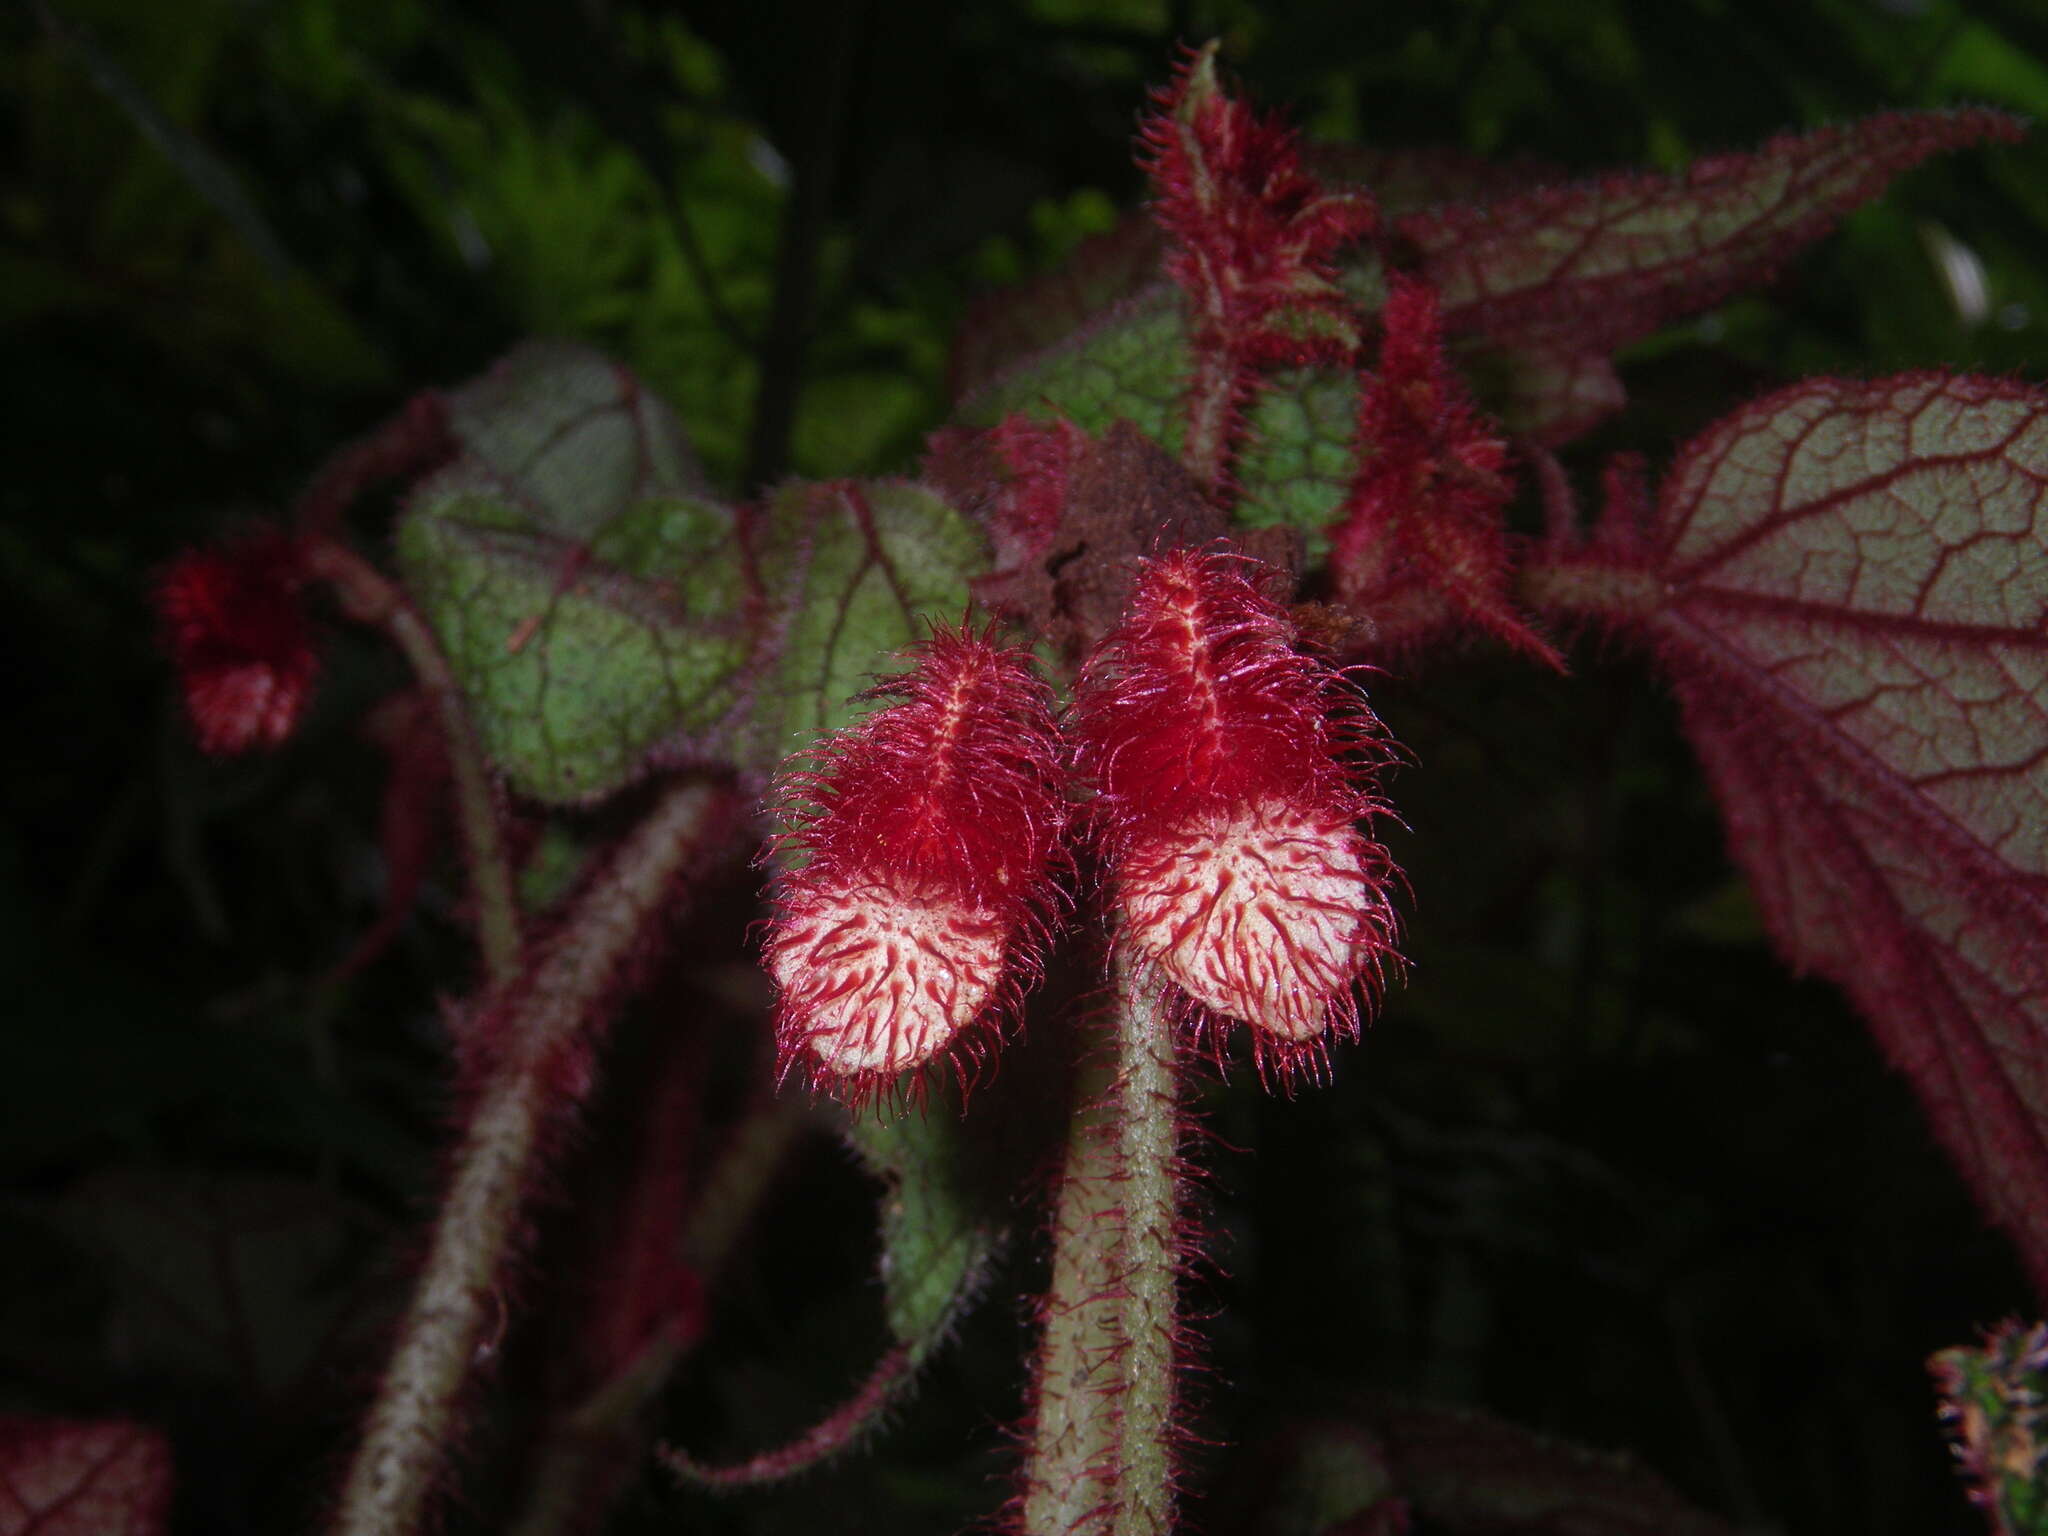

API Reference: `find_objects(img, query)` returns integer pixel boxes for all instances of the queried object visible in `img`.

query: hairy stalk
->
[306,538,522,985]
[329,777,727,1536]
[1181,346,1243,501]
[1021,956,1183,1536]
[1516,556,1662,622]
[291,395,452,541]
[511,1097,809,1529]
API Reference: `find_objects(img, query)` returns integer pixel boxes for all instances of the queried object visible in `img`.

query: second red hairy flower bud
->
[764,626,1068,1096]
[155,528,320,756]
[1071,548,1401,1071]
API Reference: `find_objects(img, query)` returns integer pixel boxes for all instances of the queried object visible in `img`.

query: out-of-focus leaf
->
[399,344,752,802]
[35,1169,371,1401]
[1403,110,2025,442]
[0,1418,172,1536]
[411,346,983,797]
[1244,1422,1404,1536]
[1581,372,2048,1290]
[398,469,751,803]
[442,338,712,526]
[1357,1396,1737,1535]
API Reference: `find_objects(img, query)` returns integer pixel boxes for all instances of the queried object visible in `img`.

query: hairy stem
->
[507,1095,807,1532]
[1181,343,1243,501]
[328,777,727,1536]
[1021,956,1183,1536]
[1515,553,1663,622]
[305,538,522,986]
[291,395,453,541]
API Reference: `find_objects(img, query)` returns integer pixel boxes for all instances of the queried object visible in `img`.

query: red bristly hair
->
[1139,46,1377,372]
[1069,547,1403,1083]
[763,623,1069,1101]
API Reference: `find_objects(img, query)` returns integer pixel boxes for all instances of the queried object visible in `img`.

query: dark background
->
[4,1,2046,1531]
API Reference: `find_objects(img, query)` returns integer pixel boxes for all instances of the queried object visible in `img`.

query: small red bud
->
[155,529,320,754]
[1071,548,1402,1076]
[764,625,1068,1097]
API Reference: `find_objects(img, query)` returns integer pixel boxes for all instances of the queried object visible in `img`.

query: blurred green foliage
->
[4,2,2045,1533]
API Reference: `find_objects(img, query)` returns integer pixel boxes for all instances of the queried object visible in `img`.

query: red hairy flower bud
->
[764,625,1068,1097]
[1071,548,1401,1076]
[1140,43,1377,371]
[155,530,320,755]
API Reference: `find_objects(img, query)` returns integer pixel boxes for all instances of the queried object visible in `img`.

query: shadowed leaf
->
[1606,372,2048,1289]
[1404,110,2025,442]
[1357,1397,1736,1535]
[662,1099,1002,1488]
[0,1419,172,1536]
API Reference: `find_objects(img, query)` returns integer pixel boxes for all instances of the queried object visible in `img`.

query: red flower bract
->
[1140,43,1377,371]
[1070,548,1402,1078]
[155,530,319,755]
[1332,272,1559,667]
[764,625,1068,1098]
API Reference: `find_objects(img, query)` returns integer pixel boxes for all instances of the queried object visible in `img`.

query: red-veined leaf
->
[1403,111,2023,443]
[0,1419,171,1536]
[948,146,1556,406]
[1614,372,2048,1290]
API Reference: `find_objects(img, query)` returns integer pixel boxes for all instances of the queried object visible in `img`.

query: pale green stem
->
[1022,956,1182,1536]
[328,778,724,1536]
[305,538,523,986]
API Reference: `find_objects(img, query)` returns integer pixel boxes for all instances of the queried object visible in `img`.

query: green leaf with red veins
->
[948,144,1550,407]
[442,338,712,534]
[398,466,753,804]
[958,111,2017,519]
[950,217,1174,406]
[1608,373,2048,1291]
[737,480,984,771]
[960,302,1368,538]
[0,1419,172,1536]
[1404,110,2024,444]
